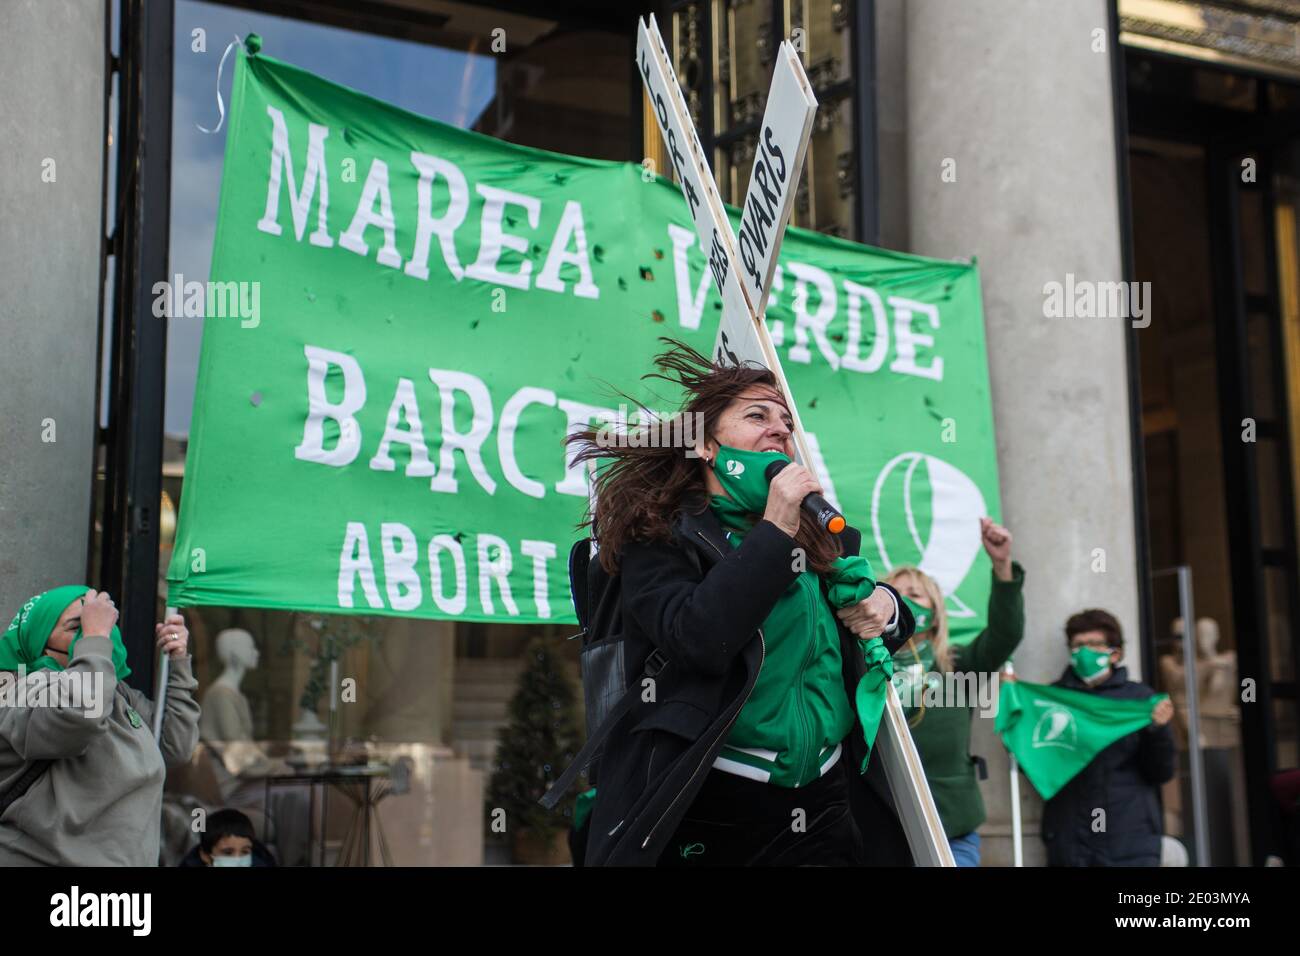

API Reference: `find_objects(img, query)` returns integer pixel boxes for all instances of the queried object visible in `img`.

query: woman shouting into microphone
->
[566,340,916,866]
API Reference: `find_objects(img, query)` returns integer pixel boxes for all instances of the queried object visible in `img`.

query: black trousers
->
[656,755,864,866]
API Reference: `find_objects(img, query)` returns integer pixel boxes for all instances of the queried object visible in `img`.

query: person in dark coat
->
[1042,609,1176,866]
[178,808,277,867]
[564,340,916,866]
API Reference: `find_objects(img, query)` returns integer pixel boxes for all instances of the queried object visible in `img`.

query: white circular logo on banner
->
[870,452,987,618]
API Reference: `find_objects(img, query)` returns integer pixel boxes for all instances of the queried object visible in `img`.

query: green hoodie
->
[709,496,880,788]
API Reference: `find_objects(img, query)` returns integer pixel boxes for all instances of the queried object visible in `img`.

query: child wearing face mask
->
[179,808,277,867]
[1041,609,1175,867]
[882,518,1025,868]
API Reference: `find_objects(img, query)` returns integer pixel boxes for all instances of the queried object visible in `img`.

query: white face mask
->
[211,854,253,868]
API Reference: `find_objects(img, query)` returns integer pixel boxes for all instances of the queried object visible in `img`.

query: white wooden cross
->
[636,14,954,867]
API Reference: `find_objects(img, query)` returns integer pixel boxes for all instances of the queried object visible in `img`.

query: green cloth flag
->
[166,45,1002,635]
[996,680,1167,800]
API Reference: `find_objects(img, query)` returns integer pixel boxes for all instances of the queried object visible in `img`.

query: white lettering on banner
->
[786,262,839,370]
[665,226,948,381]
[339,524,558,618]
[405,152,468,281]
[427,369,497,495]
[841,280,889,373]
[254,115,600,299]
[257,106,333,247]
[339,522,383,609]
[368,377,437,477]
[339,158,404,269]
[554,398,617,496]
[668,223,710,330]
[477,534,519,616]
[428,534,468,614]
[380,522,421,610]
[296,348,619,500]
[535,200,600,299]
[465,184,541,290]
[520,539,558,618]
[888,296,944,382]
[295,346,367,466]
[499,387,558,499]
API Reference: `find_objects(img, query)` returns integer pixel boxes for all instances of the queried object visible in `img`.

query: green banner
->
[996,681,1166,800]
[166,48,1002,636]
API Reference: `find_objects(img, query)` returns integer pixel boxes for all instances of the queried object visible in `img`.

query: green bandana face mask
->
[711,443,791,515]
[1071,645,1113,686]
[1,586,132,680]
[893,637,935,670]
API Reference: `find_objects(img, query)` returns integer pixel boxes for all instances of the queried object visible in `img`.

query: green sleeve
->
[954,562,1026,673]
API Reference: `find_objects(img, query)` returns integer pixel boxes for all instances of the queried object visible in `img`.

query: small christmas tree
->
[487,638,582,856]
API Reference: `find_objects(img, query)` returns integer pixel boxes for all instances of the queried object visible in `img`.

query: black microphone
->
[764,460,846,535]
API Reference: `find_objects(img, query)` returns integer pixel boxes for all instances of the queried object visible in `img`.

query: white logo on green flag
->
[1031,701,1078,751]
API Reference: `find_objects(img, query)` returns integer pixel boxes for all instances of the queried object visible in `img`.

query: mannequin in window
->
[199,629,309,865]
[201,629,277,782]
[1159,617,1238,749]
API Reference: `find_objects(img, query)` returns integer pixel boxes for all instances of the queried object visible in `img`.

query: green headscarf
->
[0,586,131,680]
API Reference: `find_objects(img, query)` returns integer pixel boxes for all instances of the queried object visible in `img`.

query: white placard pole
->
[637,14,953,867]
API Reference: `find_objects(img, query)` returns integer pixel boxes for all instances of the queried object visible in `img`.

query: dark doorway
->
[1127,48,1300,865]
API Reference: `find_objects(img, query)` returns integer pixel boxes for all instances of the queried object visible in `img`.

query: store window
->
[148,0,630,866]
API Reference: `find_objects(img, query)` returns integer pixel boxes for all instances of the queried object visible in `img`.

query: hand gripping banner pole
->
[152,606,176,743]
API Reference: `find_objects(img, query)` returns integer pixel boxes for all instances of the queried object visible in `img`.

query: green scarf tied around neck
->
[711,493,894,771]
[0,585,132,680]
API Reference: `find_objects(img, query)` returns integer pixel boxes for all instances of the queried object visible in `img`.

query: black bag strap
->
[568,539,592,633]
[538,648,669,811]
[0,760,53,817]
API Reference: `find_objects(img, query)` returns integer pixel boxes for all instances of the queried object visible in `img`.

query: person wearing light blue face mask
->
[179,808,275,867]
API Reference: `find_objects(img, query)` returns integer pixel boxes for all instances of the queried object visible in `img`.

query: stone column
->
[904,0,1140,865]
[0,0,107,615]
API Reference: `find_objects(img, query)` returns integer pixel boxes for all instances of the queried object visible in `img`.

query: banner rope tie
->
[197,34,258,135]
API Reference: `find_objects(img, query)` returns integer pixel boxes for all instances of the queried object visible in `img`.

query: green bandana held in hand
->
[854,638,894,770]
[823,557,895,771]
[1070,645,1113,686]
[0,586,132,680]
[711,443,791,515]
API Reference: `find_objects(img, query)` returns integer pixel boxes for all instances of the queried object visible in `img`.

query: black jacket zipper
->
[638,530,767,851]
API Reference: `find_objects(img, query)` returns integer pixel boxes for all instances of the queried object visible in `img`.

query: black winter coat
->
[582,497,916,866]
[1041,665,1176,867]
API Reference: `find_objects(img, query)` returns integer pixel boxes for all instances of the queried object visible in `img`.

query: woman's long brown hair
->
[566,338,842,575]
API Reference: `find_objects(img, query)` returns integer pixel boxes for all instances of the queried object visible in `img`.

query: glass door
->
[1206,120,1300,863]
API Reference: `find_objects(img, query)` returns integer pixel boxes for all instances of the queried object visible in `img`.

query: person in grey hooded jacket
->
[0,586,200,866]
